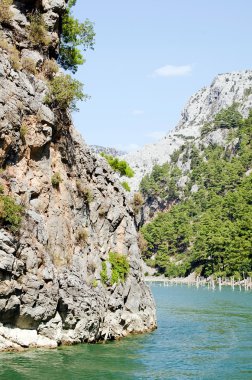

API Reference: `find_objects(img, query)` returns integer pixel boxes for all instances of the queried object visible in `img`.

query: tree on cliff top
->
[59,0,95,73]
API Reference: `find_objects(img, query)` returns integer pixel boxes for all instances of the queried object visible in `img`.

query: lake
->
[0,284,252,379]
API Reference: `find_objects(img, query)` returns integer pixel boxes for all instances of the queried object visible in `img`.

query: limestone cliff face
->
[124,70,252,191]
[0,0,156,350]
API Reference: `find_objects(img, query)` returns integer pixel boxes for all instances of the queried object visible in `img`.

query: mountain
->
[0,0,156,351]
[135,79,252,279]
[89,145,126,157]
[123,70,252,191]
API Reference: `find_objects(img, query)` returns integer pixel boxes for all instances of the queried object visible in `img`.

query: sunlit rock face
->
[0,0,156,351]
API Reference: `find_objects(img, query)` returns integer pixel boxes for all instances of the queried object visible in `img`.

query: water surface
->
[0,285,252,379]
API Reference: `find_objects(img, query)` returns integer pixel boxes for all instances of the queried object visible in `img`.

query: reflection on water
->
[0,285,252,379]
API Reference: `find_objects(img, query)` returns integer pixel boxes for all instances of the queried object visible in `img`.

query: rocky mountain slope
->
[123,70,252,191]
[0,0,156,351]
[139,105,252,278]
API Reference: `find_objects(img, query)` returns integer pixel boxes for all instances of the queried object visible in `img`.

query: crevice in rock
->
[29,142,50,162]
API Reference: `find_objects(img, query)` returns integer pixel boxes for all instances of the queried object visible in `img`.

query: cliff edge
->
[0,0,156,350]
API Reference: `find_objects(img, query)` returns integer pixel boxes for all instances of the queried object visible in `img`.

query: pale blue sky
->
[72,0,252,151]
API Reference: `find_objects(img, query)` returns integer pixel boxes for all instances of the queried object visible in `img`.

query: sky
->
[71,0,252,152]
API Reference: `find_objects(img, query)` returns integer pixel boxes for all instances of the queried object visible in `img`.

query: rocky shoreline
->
[0,318,157,352]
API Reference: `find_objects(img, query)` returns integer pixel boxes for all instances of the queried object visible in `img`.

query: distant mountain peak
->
[89,145,126,157]
[123,69,252,191]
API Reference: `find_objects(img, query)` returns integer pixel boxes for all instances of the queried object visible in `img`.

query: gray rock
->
[42,0,66,12]
[191,184,199,193]
[0,230,16,255]
[37,312,62,343]
[38,105,55,125]
[21,50,44,67]
[11,5,28,27]
[0,251,15,273]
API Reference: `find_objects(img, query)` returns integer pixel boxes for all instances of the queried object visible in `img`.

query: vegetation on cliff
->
[59,0,95,73]
[140,163,181,201]
[27,11,50,47]
[0,0,94,111]
[200,103,243,137]
[101,153,134,178]
[140,106,252,279]
[47,0,95,109]
[0,0,13,25]
[0,186,23,230]
[100,252,130,285]
[45,74,88,111]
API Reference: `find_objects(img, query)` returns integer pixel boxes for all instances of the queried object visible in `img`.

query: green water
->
[0,285,252,379]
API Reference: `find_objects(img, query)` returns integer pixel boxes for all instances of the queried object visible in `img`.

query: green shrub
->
[109,252,130,285]
[0,194,23,230]
[0,0,13,24]
[244,87,252,97]
[76,181,93,203]
[59,1,95,73]
[213,104,243,129]
[100,153,134,177]
[98,205,107,217]
[100,261,108,284]
[226,129,239,144]
[51,172,62,187]
[145,258,156,268]
[42,59,58,80]
[27,12,50,47]
[45,74,87,111]
[138,232,148,253]
[8,48,20,71]
[140,163,181,201]
[88,260,96,274]
[92,279,98,288]
[100,252,130,285]
[165,262,188,278]
[21,57,36,75]
[20,123,28,142]
[132,192,144,214]
[77,227,88,244]
[0,38,21,70]
[200,106,243,137]
[83,188,93,204]
[133,192,144,207]
[232,271,242,281]
[121,181,131,192]
[170,148,181,163]
[200,122,212,137]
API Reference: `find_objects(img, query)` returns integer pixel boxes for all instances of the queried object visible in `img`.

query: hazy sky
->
[72,0,252,151]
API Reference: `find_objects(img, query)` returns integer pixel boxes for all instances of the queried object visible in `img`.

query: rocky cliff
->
[124,70,252,191]
[0,0,156,351]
